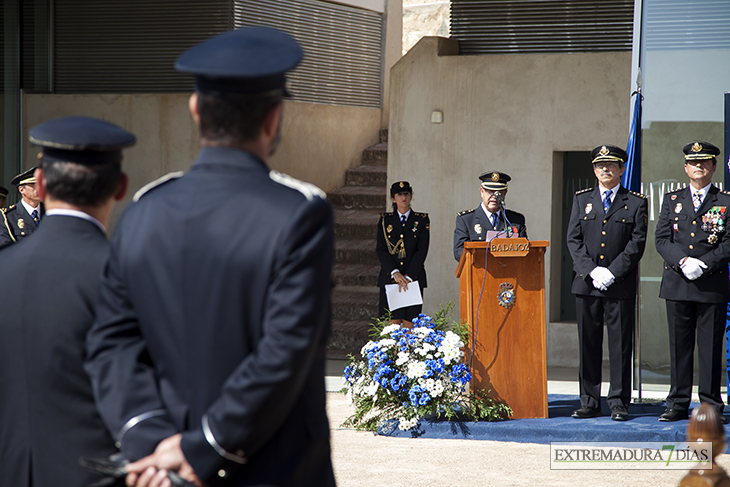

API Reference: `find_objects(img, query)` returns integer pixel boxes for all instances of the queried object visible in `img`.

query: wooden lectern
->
[456,238,549,419]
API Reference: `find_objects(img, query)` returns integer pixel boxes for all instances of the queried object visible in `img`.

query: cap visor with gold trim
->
[479,171,510,191]
[683,141,720,161]
[591,145,628,164]
[29,116,136,166]
[10,167,38,186]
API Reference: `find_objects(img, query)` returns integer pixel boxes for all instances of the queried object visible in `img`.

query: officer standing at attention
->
[0,116,132,487]
[566,145,648,421]
[655,141,730,423]
[0,167,44,249]
[376,181,430,325]
[84,27,336,487]
[453,171,527,261]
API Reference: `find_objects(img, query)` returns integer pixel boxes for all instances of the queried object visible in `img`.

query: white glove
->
[680,257,707,281]
[589,267,615,290]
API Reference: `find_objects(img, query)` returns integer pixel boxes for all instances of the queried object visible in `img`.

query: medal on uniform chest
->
[474,224,482,234]
[386,224,393,233]
[17,219,24,229]
[704,206,726,244]
[585,203,592,214]
[412,221,419,232]
[675,203,682,214]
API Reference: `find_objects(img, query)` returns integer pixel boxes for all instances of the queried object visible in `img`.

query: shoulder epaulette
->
[629,190,647,199]
[575,187,594,195]
[722,190,730,196]
[133,171,185,202]
[415,212,429,217]
[457,208,476,216]
[269,170,325,201]
[381,212,393,217]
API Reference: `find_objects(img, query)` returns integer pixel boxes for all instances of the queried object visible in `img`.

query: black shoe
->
[659,408,688,422]
[572,406,601,419]
[610,405,628,421]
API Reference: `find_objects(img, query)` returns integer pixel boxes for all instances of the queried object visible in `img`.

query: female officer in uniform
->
[376,181,430,326]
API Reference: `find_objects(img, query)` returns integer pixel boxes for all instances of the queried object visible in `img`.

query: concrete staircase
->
[326,128,389,359]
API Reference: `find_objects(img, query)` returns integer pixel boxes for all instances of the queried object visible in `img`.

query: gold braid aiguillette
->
[382,218,406,259]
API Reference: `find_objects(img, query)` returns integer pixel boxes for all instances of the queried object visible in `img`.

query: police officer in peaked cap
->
[0,116,132,487]
[453,170,528,262]
[566,145,648,421]
[84,26,336,487]
[656,140,730,423]
[0,166,44,249]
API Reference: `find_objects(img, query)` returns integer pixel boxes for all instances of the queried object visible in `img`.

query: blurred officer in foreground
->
[655,141,730,423]
[85,27,336,487]
[0,167,44,249]
[0,185,8,208]
[453,171,527,261]
[566,145,647,421]
[0,116,132,486]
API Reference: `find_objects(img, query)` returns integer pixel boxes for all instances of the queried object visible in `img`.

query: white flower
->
[406,361,427,379]
[360,341,378,356]
[398,417,418,430]
[364,381,379,396]
[380,324,401,336]
[396,351,410,366]
[379,339,396,348]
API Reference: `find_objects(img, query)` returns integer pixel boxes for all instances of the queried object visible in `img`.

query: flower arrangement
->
[342,305,512,432]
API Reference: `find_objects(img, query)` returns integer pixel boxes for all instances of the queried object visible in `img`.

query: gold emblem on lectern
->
[497,282,516,308]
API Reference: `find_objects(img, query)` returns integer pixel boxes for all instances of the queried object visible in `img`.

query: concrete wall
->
[388,36,632,367]
[23,94,381,228]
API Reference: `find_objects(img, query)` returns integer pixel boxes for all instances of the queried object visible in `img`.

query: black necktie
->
[31,209,39,225]
[491,213,498,228]
[401,215,406,224]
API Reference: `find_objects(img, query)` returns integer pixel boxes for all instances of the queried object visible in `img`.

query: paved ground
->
[327,364,730,487]
[327,391,730,487]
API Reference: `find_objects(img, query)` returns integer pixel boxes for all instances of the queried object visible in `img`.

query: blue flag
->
[621,91,643,193]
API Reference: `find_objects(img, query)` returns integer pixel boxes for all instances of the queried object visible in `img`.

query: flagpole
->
[624,70,643,403]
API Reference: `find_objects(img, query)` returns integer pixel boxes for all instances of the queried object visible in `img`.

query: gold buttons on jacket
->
[219,470,228,478]
[600,255,605,259]
[603,220,607,224]
[601,243,605,247]
[690,232,695,237]
[689,245,694,250]
[692,221,696,225]
[602,231,606,235]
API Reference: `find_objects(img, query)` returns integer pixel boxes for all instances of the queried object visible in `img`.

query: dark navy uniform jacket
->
[85,147,335,486]
[376,210,429,288]
[656,185,730,303]
[0,202,44,249]
[566,186,648,299]
[0,215,118,487]
[453,206,527,261]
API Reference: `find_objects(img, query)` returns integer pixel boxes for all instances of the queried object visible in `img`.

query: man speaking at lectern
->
[453,171,528,261]
[567,145,647,421]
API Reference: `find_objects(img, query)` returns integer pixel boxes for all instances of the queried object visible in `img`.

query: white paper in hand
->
[385,281,423,311]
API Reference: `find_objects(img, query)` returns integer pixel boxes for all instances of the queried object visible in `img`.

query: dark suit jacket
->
[85,147,335,487]
[376,210,429,288]
[566,186,648,298]
[0,202,44,249]
[656,185,730,303]
[0,215,118,487]
[453,205,527,261]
